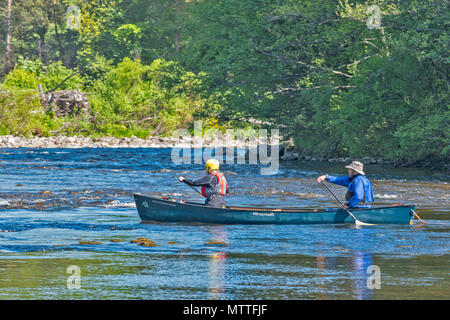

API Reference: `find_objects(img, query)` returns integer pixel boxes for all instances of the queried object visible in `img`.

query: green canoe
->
[133,194,415,225]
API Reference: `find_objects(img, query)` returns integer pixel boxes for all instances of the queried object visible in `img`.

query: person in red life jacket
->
[178,159,230,208]
[317,161,374,210]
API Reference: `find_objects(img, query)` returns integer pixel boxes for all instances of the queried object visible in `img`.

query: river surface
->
[0,148,449,299]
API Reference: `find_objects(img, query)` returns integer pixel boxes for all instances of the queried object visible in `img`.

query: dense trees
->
[0,0,448,167]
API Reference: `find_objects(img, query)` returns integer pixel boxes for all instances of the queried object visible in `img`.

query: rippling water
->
[0,148,449,299]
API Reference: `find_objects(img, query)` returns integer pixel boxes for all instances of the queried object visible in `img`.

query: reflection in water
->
[314,228,375,300]
[314,252,373,300]
[208,252,227,299]
[353,251,373,300]
[315,256,328,300]
[352,228,374,300]
[207,226,228,299]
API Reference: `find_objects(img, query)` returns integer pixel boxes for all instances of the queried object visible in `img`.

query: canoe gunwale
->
[133,194,415,213]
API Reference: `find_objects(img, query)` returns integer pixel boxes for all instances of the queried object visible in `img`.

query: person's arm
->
[326,175,351,187]
[180,175,214,187]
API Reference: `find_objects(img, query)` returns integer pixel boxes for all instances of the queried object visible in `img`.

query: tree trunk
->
[53,0,65,62]
[174,31,180,53]
[5,0,13,71]
[174,0,180,53]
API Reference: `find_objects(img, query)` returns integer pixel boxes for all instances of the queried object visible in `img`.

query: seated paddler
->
[316,161,374,210]
[178,158,230,208]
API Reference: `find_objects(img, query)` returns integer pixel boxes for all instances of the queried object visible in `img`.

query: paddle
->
[179,177,203,196]
[411,209,427,224]
[320,181,373,226]
[188,184,203,196]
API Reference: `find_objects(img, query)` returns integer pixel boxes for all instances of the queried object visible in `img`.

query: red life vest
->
[201,171,227,198]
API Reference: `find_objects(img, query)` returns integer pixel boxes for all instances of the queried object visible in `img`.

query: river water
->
[0,148,448,299]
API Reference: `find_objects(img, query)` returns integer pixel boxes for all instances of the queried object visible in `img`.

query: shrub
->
[3,67,40,90]
[3,59,84,92]
[89,58,207,137]
[40,62,85,92]
[0,89,45,136]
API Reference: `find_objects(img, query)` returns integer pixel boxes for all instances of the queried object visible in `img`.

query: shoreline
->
[0,135,448,170]
[0,135,264,149]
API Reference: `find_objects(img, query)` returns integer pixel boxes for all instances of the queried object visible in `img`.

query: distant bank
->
[0,135,448,171]
[0,134,264,149]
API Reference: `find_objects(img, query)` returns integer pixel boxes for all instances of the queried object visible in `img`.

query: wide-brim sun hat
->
[345,161,365,175]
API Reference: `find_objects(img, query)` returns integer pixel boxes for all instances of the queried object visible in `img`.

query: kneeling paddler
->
[317,161,374,210]
[178,159,230,208]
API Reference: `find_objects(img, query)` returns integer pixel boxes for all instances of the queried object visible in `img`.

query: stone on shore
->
[280,150,298,160]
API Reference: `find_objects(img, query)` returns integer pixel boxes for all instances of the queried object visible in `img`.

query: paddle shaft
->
[321,181,345,205]
[180,180,203,196]
[411,208,426,224]
[190,185,203,196]
[320,181,365,225]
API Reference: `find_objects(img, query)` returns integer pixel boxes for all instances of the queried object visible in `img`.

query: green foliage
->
[179,0,448,166]
[325,0,450,165]
[74,0,124,69]
[39,61,84,91]
[112,24,142,57]
[394,111,450,164]
[89,58,206,137]
[0,90,45,136]
[16,56,44,76]
[3,67,40,90]
[80,54,114,87]
[3,59,84,92]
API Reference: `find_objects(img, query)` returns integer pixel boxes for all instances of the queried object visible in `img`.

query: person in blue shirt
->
[317,161,374,209]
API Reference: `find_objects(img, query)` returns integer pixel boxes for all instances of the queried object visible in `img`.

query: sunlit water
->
[0,148,449,299]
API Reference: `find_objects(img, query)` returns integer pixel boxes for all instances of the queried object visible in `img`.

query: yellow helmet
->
[205,159,220,173]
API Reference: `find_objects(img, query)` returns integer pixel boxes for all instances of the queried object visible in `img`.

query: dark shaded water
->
[0,148,449,299]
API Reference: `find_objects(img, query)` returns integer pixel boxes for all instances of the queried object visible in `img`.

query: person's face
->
[348,168,356,177]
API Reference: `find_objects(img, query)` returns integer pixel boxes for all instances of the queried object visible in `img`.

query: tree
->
[178,0,449,165]
[5,0,13,72]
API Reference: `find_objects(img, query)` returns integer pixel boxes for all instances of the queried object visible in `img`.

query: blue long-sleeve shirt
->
[327,174,374,208]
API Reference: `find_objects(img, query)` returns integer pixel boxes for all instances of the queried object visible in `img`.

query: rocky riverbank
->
[280,150,390,165]
[280,149,449,170]
[0,135,267,149]
[0,135,447,170]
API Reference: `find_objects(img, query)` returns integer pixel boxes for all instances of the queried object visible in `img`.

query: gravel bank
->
[0,135,268,149]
